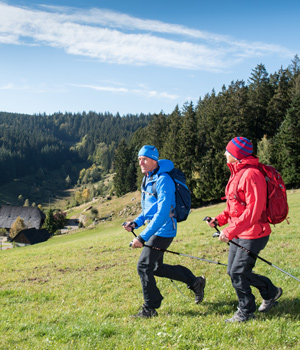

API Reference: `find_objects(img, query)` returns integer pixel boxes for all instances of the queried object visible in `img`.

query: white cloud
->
[70,83,128,93]
[0,83,14,90]
[70,83,179,100]
[0,2,294,71]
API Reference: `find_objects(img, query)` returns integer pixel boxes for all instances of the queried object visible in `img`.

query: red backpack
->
[233,163,289,225]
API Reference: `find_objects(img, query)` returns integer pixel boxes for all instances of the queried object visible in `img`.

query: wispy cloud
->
[70,83,179,100]
[0,2,293,71]
[0,83,15,90]
[0,81,66,94]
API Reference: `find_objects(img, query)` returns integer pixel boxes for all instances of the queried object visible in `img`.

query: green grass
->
[0,191,300,349]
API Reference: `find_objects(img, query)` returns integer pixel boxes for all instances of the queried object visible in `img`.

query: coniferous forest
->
[0,111,152,183]
[114,58,300,206]
[1,57,300,208]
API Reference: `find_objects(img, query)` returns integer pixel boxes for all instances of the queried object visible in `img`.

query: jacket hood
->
[227,155,259,174]
[157,159,174,175]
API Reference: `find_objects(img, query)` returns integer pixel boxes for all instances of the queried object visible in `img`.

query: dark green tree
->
[288,54,300,77]
[247,64,274,150]
[267,68,292,132]
[143,112,168,150]
[273,93,300,187]
[113,139,135,197]
[126,145,138,193]
[43,208,56,235]
[220,80,251,138]
[161,105,181,161]
[177,102,197,179]
[192,149,227,203]
[192,91,228,204]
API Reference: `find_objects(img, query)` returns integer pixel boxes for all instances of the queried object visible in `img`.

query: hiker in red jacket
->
[206,137,282,323]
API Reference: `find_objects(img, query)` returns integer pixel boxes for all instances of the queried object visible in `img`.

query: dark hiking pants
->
[227,235,278,315]
[137,235,196,309]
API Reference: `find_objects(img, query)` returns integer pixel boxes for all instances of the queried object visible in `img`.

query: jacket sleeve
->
[139,174,175,242]
[134,213,146,229]
[222,169,266,240]
[216,209,230,227]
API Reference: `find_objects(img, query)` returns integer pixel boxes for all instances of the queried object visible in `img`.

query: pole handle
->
[203,216,220,237]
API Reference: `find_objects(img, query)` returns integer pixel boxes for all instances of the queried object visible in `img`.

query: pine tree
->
[192,91,229,204]
[289,54,300,77]
[247,64,274,150]
[113,139,132,197]
[177,102,197,180]
[143,112,167,150]
[273,94,300,187]
[220,80,251,138]
[126,145,138,192]
[161,105,181,162]
[267,68,292,132]
[43,208,56,235]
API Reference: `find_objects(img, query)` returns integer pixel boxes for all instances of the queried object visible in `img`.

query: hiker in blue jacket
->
[123,145,206,318]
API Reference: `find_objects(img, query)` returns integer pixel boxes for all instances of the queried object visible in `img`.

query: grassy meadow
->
[0,190,300,349]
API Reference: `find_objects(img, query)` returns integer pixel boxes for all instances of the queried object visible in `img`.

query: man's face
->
[138,156,158,174]
[224,151,237,164]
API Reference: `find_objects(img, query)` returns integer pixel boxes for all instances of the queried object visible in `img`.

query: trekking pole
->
[122,223,227,266]
[203,216,300,283]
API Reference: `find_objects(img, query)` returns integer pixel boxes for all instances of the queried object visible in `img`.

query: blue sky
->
[0,0,299,116]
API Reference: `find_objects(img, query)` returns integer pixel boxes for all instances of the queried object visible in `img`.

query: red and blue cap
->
[226,137,253,160]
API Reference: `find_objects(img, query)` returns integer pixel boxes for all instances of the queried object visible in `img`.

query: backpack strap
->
[232,165,268,223]
[141,167,159,197]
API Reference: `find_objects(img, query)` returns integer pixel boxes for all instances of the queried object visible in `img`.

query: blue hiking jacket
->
[134,159,177,242]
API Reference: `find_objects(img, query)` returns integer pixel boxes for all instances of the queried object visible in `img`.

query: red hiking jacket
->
[216,156,271,241]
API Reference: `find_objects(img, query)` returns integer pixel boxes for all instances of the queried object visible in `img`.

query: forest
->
[0,111,152,183]
[1,55,299,207]
[114,56,300,206]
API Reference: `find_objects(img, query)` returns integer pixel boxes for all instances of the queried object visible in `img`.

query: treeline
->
[114,56,300,206]
[0,111,152,184]
[1,56,299,208]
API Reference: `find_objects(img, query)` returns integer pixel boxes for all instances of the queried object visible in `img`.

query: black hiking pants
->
[227,235,278,315]
[137,235,197,309]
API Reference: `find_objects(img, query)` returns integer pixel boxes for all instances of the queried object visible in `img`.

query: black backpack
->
[142,168,191,222]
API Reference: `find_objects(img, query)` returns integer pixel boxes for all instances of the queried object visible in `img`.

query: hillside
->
[65,189,142,229]
[0,189,299,349]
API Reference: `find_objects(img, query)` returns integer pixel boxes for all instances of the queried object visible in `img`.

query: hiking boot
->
[189,276,206,304]
[131,305,158,319]
[258,287,283,313]
[225,308,255,323]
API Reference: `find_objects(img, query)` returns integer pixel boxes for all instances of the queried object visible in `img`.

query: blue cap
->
[138,145,159,161]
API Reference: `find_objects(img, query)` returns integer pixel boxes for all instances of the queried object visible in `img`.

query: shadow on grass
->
[174,298,300,320]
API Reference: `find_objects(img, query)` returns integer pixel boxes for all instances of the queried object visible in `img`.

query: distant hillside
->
[0,111,153,207]
[0,111,152,184]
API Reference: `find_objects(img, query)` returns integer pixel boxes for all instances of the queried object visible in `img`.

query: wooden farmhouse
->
[13,228,51,246]
[0,205,50,246]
